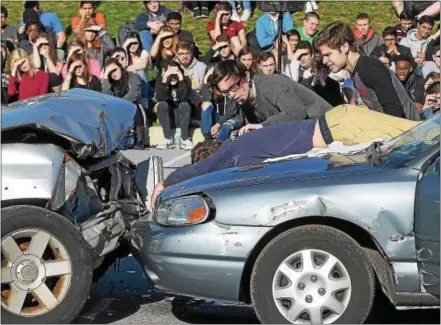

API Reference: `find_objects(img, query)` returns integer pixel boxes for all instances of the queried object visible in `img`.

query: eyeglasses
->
[216,79,241,97]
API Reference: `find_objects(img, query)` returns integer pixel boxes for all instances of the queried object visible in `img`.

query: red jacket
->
[8,70,49,100]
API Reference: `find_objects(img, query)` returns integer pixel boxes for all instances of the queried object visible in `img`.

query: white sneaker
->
[231,12,240,22]
[305,1,314,13]
[311,0,319,10]
[157,138,174,150]
[179,138,194,150]
[240,9,251,22]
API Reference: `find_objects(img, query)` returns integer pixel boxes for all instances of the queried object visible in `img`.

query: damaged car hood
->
[162,155,382,199]
[1,89,137,159]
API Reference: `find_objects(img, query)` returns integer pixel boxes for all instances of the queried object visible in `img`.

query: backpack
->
[116,22,139,47]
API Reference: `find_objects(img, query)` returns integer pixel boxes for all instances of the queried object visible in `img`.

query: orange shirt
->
[71,12,106,29]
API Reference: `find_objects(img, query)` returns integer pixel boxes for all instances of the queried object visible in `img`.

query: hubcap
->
[272,249,352,324]
[1,229,72,317]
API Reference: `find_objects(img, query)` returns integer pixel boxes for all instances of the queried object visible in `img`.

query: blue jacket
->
[256,12,294,50]
[135,5,172,32]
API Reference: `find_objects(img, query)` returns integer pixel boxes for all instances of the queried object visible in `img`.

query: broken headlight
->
[155,195,209,226]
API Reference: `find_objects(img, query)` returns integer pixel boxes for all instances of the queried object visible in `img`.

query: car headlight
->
[155,195,210,226]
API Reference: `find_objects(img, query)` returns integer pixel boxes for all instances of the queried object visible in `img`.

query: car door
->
[414,154,440,297]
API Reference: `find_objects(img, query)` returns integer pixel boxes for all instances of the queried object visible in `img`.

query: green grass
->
[4,1,399,55]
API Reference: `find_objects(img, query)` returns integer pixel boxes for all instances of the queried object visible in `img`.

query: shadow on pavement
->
[171,297,259,324]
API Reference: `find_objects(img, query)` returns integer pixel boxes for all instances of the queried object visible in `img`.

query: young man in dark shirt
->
[208,59,333,136]
[314,21,420,121]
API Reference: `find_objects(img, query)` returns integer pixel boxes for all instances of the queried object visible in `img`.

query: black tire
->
[1,205,93,324]
[250,224,376,324]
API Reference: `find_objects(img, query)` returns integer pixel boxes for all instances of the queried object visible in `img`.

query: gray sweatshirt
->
[251,74,333,126]
[399,29,433,59]
[102,71,141,104]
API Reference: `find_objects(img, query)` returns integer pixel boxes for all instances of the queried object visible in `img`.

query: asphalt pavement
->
[74,147,440,324]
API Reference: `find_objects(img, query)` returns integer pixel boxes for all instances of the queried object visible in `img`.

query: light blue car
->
[131,113,440,324]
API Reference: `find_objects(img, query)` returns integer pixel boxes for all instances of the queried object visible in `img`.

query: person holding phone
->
[61,52,101,92]
[422,82,440,118]
[62,40,101,79]
[32,33,62,93]
[8,48,48,100]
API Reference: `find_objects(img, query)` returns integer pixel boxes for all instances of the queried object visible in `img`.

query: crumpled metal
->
[1,89,137,159]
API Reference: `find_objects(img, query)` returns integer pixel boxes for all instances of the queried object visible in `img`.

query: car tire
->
[250,224,376,324]
[1,205,93,324]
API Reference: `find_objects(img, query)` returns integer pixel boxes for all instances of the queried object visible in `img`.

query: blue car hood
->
[1,89,137,159]
[162,155,382,199]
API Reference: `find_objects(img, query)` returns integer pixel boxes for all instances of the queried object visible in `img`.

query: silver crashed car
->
[1,89,163,324]
[130,113,440,324]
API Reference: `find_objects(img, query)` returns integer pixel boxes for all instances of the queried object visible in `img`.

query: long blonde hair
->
[9,49,36,81]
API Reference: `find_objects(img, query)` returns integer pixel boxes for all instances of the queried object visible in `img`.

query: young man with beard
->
[150,104,420,209]
[314,21,420,121]
[209,59,333,136]
[175,40,206,111]
[1,6,18,50]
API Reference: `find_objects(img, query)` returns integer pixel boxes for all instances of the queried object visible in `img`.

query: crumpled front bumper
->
[129,216,271,302]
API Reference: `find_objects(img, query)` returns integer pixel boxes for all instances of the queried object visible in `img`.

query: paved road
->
[74,147,439,324]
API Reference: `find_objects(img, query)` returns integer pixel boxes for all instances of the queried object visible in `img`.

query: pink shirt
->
[62,58,102,80]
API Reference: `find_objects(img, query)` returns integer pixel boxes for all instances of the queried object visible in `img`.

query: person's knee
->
[202,101,213,110]
[178,101,192,112]
[156,101,169,112]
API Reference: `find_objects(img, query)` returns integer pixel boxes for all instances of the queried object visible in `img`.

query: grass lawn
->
[4,1,399,55]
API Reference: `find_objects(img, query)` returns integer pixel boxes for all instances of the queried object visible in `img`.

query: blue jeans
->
[201,106,235,142]
[137,70,149,109]
[139,30,154,52]
[228,0,251,10]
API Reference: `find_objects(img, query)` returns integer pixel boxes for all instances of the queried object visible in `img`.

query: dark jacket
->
[401,72,426,105]
[135,5,172,32]
[372,44,416,69]
[155,75,191,103]
[102,71,141,104]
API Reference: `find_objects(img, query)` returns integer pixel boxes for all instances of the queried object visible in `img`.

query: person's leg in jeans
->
[156,101,175,149]
[177,101,193,150]
[139,30,154,51]
[138,70,149,109]
[201,101,214,136]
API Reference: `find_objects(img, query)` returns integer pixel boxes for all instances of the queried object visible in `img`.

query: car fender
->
[2,143,82,209]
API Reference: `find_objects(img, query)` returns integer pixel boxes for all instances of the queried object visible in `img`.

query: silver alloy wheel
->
[1,229,72,317]
[272,249,352,324]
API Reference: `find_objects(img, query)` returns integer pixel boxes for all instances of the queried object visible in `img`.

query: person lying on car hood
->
[151,104,419,209]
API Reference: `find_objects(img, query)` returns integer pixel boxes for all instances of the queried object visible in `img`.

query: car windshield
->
[379,113,440,168]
